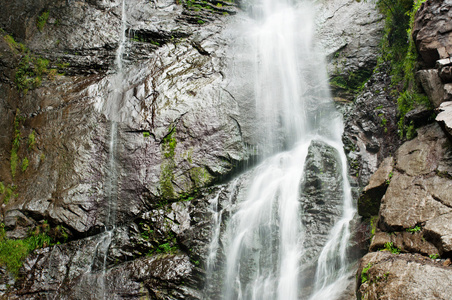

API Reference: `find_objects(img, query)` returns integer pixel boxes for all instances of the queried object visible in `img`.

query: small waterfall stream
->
[206,0,356,299]
[66,1,127,299]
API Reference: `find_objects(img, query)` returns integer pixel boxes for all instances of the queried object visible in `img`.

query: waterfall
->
[64,1,127,299]
[207,0,357,299]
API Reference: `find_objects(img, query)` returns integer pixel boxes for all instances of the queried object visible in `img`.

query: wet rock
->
[343,70,400,187]
[357,252,452,300]
[300,140,345,262]
[318,0,384,100]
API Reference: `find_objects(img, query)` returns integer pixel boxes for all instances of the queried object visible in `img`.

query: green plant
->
[139,222,154,240]
[21,157,29,172]
[429,253,440,259]
[361,263,372,283]
[0,182,4,194]
[385,171,393,184]
[28,131,36,149]
[0,222,57,277]
[11,109,22,178]
[154,242,178,254]
[36,11,49,32]
[382,241,400,254]
[406,225,421,233]
[4,35,17,51]
[370,215,379,238]
[374,0,429,139]
[3,185,16,204]
[143,131,150,138]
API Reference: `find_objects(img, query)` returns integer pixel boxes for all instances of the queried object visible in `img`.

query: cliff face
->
[355,0,452,299]
[0,0,384,298]
[4,0,451,299]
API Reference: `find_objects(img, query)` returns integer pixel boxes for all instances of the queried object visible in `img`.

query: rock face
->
[414,0,452,119]
[357,252,452,300]
[0,0,385,298]
[343,70,400,188]
[355,1,452,298]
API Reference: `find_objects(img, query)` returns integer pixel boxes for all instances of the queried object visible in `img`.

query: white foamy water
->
[209,0,357,299]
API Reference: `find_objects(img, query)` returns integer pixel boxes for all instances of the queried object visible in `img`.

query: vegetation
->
[36,11,49,32]
[28,130,36,149]
[21,157,29,172]
[0,222,69,277]
[382,241,401,254]
[160,127,177,198]
[2,34,58,93]
[406,225,421,233]
[374,0,429,139]
[11,109,23,178]
[330,69,373,94]
[429,253,440,259]
[361,263,373,283]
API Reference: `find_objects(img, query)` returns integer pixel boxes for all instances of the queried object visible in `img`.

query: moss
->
[0,222,57,277]
[190,166,212,187]
[2,33,54,93]
[370,215,379,238]
[330,69,372,94]
[28,130,36,149]
[160,162,175,199]
[36,11,49,32]
[11,109,22,178]
[21,157,29,172]
[159,127,177,199]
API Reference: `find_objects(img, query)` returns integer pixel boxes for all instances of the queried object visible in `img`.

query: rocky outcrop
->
[317,0,384,100]
[343,70,400,188]
[0,0,386,298]
[437,101,452,138]
[357,252,452,300]
[413,0,452,140]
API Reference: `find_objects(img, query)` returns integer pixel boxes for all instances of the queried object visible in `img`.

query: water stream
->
[66,1,127,298]
[206,0,356,299]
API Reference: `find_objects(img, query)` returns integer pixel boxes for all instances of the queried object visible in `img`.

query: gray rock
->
[370,231,438,256]
[436,101,452,139]
[358,157,393,218]
[317,0,384,84]
[424,212,452,254]
[413,0,452,68]
[357,252,452,300]
[342,70,400,187]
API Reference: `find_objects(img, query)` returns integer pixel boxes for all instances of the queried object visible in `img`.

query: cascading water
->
[64,1,127,299]
[206,0,356,299]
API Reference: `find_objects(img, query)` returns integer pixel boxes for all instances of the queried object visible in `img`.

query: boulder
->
[357,252,452,300]
[436,101,452,139]
[424,212,452,254]
[379,124,452,230]
[358,157,393,218]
